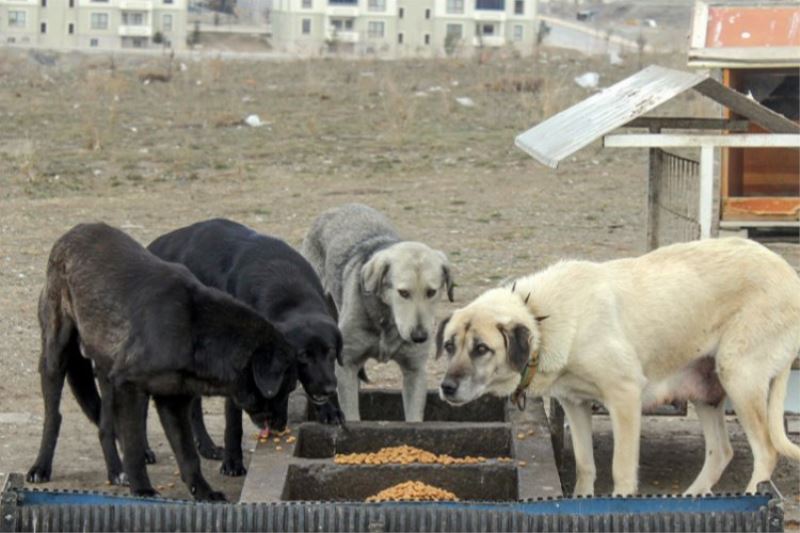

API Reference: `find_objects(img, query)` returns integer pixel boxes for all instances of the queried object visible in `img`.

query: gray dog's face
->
[361,242,454,344]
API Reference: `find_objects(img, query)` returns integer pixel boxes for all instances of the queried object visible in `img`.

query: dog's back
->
[302,203,399,305]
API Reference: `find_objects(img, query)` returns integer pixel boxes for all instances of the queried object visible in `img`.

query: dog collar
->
[511,349,539,411]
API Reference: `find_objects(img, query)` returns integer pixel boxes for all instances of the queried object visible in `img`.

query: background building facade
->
[272,0,538,57]
[0,0,188,50]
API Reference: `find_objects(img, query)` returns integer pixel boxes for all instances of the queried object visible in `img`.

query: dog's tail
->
[358,368,370,383]
[66,347,102,426]
[767,363,800,462]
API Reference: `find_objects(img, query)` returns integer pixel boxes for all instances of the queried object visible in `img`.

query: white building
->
[271,0,539,57]
[0,0,188,51]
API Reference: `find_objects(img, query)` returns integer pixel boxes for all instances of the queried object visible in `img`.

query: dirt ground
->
[0,47,797,522]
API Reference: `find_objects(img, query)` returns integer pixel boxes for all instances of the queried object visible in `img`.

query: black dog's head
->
[232,332,294,427]
[282,314,342,406]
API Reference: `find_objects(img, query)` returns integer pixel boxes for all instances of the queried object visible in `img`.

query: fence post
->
[646,126,663,250]
[699,144,715,239]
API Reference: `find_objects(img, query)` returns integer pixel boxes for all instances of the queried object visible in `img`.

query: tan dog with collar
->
[437,237,800,496]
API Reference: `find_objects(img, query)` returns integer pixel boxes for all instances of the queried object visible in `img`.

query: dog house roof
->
[514,64,799,168]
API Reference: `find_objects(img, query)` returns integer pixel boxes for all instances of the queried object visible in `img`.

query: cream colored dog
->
[437,237,800,496]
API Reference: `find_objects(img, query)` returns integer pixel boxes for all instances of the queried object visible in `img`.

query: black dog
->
[147,218,343,475]
[26,223,292,500]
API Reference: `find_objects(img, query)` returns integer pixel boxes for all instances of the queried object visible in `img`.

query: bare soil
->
[0,47,796,522]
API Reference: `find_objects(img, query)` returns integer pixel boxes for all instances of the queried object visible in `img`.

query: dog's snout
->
[410,326,428,344]
[323,382,337,397]
[440,377,458,398]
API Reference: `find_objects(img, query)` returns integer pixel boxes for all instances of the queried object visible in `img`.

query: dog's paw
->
[131,488,159,498]
[26,464,52,483]
[198,444,224,461]
[219,460,247,477]
[144,448,157,464]
[192,486,228,502]
[316,401,345,426]
[108,472,129,486]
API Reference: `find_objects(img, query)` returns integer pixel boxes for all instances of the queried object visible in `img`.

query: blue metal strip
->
[17,488,770,516]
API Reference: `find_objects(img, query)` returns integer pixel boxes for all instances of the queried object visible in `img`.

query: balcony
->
[119,0,154,10]
[324,28,359,43]
[118,25,153,37]
[472,35,505,46]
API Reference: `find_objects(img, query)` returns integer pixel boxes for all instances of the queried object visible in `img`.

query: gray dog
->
[302,204,454,422]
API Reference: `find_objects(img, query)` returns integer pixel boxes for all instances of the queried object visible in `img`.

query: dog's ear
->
[499,324,531,373]
[324,292,339,322]
[361,251,390,295]
[252,335,292,399]
[435,314,452,359]
[436,251,455,302]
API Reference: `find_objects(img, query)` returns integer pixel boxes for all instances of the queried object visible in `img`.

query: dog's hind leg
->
[96,374,127,486]
[190,396,224,460]
[560,399,596,496]
[684,400,732,495]
[27,293,75,484]
[719,360,777,494]
[154,394,226,501]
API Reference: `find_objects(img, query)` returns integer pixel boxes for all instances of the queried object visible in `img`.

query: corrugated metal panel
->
[514,65,706,168]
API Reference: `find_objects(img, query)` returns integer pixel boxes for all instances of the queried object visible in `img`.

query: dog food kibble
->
[335,445,489,465]
[286,436,296,444]
[366,481,459,502]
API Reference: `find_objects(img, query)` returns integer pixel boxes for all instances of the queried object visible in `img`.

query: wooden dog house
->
[689,1,800,229]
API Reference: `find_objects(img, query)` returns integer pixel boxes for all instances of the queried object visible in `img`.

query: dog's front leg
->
[154,394,226,501]
[335,360,362,422]
[191,396,224,460]
[220,398,247,477]
[605,384,642,496]
[560,398,596,496]
[400,356,427,422]
[114,383,157,497]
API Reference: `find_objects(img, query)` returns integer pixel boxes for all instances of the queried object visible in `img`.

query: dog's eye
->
[398,289,411,299]
[426,288,436,298]
[474,344,490,356]
[444,340,455,354]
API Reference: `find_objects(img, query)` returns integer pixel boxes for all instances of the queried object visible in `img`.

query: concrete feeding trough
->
[239,390,562,503]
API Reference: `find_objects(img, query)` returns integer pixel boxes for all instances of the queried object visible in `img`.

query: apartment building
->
[0,0,188,51]
[271,0,538,57]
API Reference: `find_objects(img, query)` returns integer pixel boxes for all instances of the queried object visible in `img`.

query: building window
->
[302,0,312,7]
[90,38,99,47]
[476,0,504,10]
[91,13,109,30]
[69,0,74,6]
[446,23,462,39]
[328,0,357,4]
[398,7,403,18]
[68,23,74,34]
[368,0,385,11]
[41,0,47,7]
[122,12,146,25]
[331,18,354,30]
[367,21,384,38]
[163,14,173,31]
[41,22,47,33]
[514,0,523,14]
[477,22,495,35]
[424,33,430,44]
[513,24,523,40]
[446,0,464,14]
[301,18,311,34]
[8,11,26,28]
[164,0,174,4]
[397,32,403,43]
[425,8,430,19]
